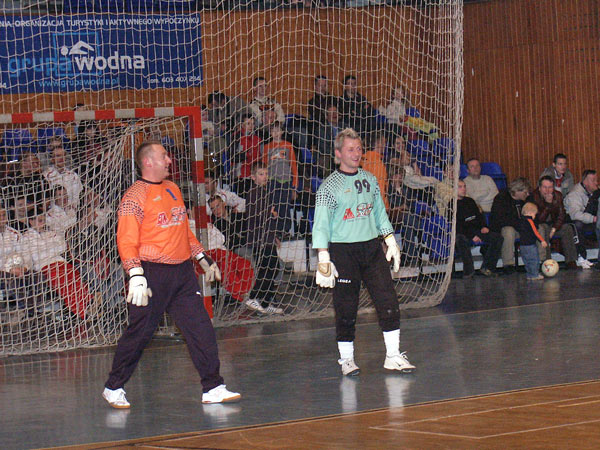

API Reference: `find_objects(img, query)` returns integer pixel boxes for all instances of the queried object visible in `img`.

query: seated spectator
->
[564,169,599,268]
[207,90,250,137]
[540,153,575,196]
[205,171,246,216]
[379,85,411,125]
[262,120,299,201]
[46,186,77,236]
[5,151,51,209]
[201,104,226,174]
[248,77,285,127]
[21,207,93,321]
[489,177,531,274]
[43,145,83,208]
[338,74,377,139]
[255,108,279,142]
[389,146,437,190]
[230,114,262,194]
[308,75,338,126]
[455,179,502,277]
[528,176,577,269]
[388,170,428,276]
[208,194,248,253]
[66,204,124,319]
[74,120,104,168]
[311,103,343,176]
[243,163,285,315]
[83,189,113,231]
[361,132,389,210]
[7,191,33,232]
[464,158,498,213]
[434,164,455,219]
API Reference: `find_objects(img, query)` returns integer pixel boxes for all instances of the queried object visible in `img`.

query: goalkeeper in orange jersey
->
[102,141,240,409]
[312,128,415,377]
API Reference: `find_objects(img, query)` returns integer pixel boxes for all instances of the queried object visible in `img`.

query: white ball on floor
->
[541,259,559,277]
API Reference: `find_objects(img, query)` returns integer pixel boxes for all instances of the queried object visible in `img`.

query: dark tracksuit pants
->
[329,239,400,342]
[105,260,224,393]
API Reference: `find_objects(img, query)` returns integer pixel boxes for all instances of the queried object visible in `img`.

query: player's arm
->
[187,217,221,283]
[370,176,400,271]
[312,187,338,287]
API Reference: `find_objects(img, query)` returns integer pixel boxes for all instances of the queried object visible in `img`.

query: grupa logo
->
[61,40,146,72]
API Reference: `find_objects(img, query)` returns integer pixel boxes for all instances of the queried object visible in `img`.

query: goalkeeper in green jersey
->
[312,128,415,376]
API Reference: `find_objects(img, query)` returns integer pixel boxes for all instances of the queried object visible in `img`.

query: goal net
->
[0,1,463,354]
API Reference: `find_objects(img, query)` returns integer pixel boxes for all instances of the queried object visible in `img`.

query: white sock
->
[383,329,400,357]
[338,341,354,361]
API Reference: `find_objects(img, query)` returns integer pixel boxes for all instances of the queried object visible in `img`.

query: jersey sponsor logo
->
[343,208,355,220]
[156,206,187,228]
[356,202,373,217]
[337,278,352,284]
[152,195,162,202]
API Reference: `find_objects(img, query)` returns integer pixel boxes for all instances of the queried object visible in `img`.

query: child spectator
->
[8,191,33,232]
[243,163,284,315]
[46,185,77,236]
[262,121,298,221]
[230,114,262,195]
[518,202,548,281]
[205,171,246,217]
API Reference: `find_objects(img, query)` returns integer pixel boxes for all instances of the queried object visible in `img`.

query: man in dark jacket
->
[455,180,503,277]
[490,177,531,274]
[528,176,577,269]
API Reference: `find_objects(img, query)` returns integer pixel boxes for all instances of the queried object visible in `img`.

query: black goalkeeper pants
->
[329,238,400,342]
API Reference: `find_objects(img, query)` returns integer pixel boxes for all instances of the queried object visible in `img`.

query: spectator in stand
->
[528,176,577,269]
[517,202,548,281]
[208,195,248,253]
[361,132,389,210]
[262,121,299,221]
[243,163,285,315]
[338,75,377,139]
[564,169,599,268]
[255,108,279,142]
[455,179,502,277]
[207,90,250,137]
[201,105,226,174]
[230,114,262,196]
[540,153,575,197]
[43,145,83,208]
[312,103,344,176]
[308,75,338,126]
[75,120,104,167]
[6,151,51,208]
[379,86,411,126]
[463,158,498,213]
[204,171,246,217]
[248,77,285,128]
[46,186,77,236]
[387,170,428,278]
[21,206,93,322]
[7,191,33,232]
[489,177,531,274]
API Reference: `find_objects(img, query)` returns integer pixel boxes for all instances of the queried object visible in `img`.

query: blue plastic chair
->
[405,107,421,118]
[406,139,429,156]
[459,163,468,179]
[481,162,504,176]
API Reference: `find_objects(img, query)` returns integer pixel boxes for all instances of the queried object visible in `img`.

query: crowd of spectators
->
[455,152,600,279]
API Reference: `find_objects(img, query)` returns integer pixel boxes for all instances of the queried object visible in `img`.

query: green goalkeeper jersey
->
[312,168,394,249]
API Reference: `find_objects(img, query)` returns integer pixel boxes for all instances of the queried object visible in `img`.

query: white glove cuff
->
[384,235,396,246]
[195,252,205,261]
[129,267,144,278]
[318,250,331,263]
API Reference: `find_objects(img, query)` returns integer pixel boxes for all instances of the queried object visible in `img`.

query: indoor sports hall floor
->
[2,266,600,449]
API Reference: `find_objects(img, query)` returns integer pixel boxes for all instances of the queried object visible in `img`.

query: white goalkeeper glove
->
[316,250,338,288]
[126,267,152,307]
[384,234,401,273]
[196,253,221,283]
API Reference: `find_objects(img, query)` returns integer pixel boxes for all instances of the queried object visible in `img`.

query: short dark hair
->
[251,162,267,175]
[315,75,326,83]
[208,91,226,105]
[581,169,596,182]
[553,153,567,164]
[538,175,554,186]
[253,76,266,87]
[343,74,357,85]
[466,157,480,165]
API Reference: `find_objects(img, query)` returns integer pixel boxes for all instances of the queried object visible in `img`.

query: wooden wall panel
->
[463,0,600,185]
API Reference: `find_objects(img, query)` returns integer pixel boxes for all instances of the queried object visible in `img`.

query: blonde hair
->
[334,128,362,153]
[522,202,538,217]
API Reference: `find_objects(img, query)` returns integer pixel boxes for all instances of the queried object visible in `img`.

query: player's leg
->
[166,261,240,404]
[360,239,415,373]
[330,242,361,376]
[103,262,170,407]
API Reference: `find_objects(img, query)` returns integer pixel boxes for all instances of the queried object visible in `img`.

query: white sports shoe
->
[102,387,130,409]
[244,298,265,313]
[338,358,360,376]
[384,352,416,373]
[202,384,241,404]
[264,305,284,315]
[577,256,593,269]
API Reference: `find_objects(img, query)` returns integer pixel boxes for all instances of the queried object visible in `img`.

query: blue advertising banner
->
[0,14,203,93]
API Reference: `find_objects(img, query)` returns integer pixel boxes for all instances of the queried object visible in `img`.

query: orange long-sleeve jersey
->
[116,179,204,271]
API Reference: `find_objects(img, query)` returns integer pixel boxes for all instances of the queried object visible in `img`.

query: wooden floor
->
[3,267,600,450]
[59,381,600,449]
